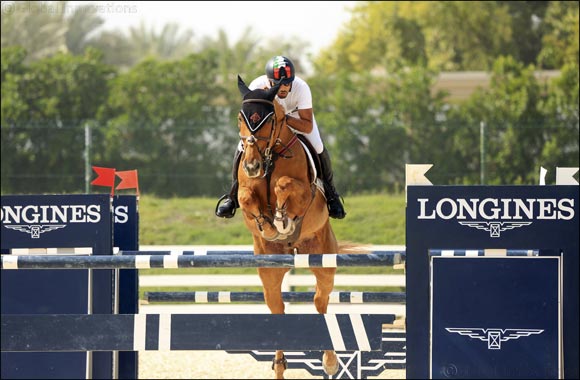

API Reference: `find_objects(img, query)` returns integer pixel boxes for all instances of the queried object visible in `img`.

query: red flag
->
[91,166,116,195]
[116,170,139,195]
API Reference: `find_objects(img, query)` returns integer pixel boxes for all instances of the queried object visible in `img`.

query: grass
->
[139,193,406,245]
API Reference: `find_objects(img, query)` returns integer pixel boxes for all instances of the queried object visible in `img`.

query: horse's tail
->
[337,241,374,254]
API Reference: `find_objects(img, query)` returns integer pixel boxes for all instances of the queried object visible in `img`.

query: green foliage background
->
[1,1,578,196]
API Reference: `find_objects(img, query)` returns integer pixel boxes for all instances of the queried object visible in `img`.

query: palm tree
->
[127,21,195,63]
[64,2,105,55]
[1,1,68,61]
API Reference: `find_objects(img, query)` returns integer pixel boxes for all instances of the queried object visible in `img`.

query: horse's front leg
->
[257,267,290,379]
[312,267,339,376]
[273,176,311,234]
[238,186,278,240]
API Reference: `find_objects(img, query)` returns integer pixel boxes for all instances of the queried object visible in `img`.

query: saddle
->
[295,135,324,193]
[296,133,322,182]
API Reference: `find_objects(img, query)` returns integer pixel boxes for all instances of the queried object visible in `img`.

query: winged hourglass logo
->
[446,327,544,349]
[4,225,66,238]
[458,221,532,238]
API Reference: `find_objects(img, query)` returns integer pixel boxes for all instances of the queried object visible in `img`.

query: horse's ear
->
[266,83,280,101]
[238,75,251,97]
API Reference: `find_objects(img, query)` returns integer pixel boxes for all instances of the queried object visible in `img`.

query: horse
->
[235,75,339,379]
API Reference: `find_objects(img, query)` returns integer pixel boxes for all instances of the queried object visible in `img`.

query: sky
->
[73,1,357,56]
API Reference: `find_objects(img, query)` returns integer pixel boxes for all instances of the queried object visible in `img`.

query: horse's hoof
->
[258,222,279,241]
[273,361,286,379]
[322,351,339,376]
[274,218,295,235]
[261,229,280,241]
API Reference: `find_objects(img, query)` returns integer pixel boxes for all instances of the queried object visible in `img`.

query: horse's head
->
[237,75,282,178]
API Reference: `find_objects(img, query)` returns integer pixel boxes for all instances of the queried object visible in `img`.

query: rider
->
[215,55,346,220]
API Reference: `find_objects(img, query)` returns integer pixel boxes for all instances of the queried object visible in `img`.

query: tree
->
[447,56,549,184]
[125,21,195,64]
[64,2,105,55]
[538,1,579,68]
[101,51,228,196]
[315,1,518,72]
[538,62,580,169]
[315,1,429,73]
[498,1,550,66]
[1,1,68,62]
[309,63,449,192]
[1,48,116,193]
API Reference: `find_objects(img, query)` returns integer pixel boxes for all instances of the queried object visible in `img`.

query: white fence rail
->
[140,274,405,288]
[139,245,406,290]
[138,245,406,316]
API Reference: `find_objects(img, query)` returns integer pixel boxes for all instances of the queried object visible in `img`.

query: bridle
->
[238,99,298,179]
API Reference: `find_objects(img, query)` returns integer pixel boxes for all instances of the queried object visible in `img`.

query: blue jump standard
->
[1,313,393,352]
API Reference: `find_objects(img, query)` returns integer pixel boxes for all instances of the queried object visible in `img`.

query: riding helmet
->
[265,56,295,85]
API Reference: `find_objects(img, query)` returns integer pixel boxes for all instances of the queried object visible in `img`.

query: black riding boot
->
[318,148,346,219]
[215,149,242,218]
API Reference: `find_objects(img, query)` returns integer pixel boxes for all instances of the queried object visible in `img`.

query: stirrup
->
[215,194,236,218]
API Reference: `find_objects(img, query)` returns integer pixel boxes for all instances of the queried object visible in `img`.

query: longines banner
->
[1,194,111,251]
[1,194,114,379]
[406,185,579,380]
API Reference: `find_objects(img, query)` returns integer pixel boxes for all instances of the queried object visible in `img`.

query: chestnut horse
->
[235,75,339,379]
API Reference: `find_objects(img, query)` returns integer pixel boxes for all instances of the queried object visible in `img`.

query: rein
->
[239,100,302,222]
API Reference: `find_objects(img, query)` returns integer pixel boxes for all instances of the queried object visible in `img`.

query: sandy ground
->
[139,351,406,379]
[138,304,406,379]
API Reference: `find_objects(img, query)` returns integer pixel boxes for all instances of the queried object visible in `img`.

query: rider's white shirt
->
[248,75,324,153]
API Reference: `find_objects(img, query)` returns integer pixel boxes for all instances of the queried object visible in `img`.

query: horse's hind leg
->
[311,267,339,376]
[258,267,290,379]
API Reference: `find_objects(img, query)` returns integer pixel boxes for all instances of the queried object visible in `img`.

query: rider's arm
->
[286,108,313,134]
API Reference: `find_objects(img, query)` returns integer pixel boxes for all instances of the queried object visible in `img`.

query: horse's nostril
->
[243,160,262,177]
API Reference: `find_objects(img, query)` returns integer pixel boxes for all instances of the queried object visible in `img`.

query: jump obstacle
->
[0,252,401,269]
[1,172,579,379]
[0,248,537,270]
[143,291,407,303]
